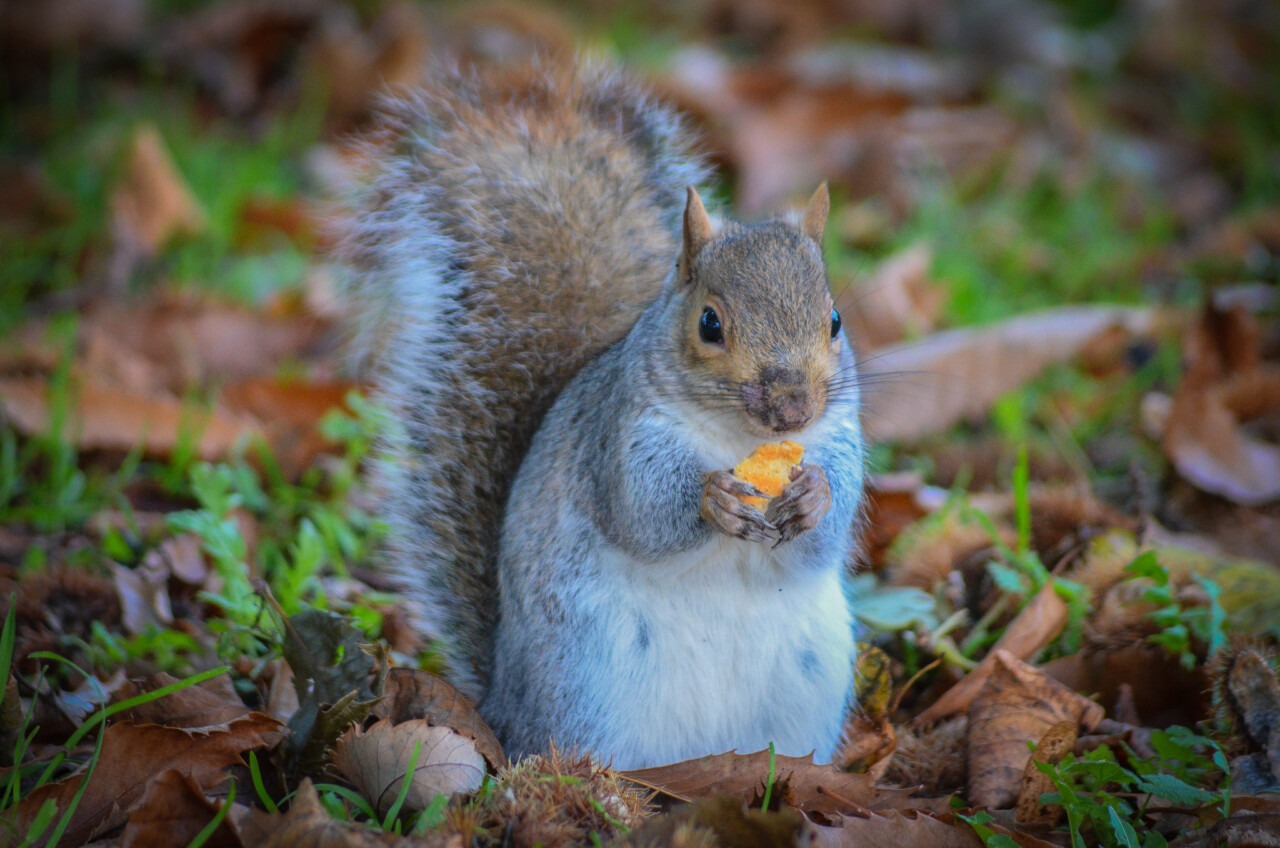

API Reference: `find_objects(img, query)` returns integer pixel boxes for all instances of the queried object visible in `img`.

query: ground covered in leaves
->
[3,0,1280,846]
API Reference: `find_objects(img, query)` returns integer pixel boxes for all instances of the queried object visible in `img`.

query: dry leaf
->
[304,1,429,127]
[1014,721,1077,824]
[0,377,262,459]
[373,668,505,769]
[111,560,174,635]
[621,749,911,815]
[111,672,259,732]
[812,810,985,848]
[967,652,1104,809]
[1161,368,1280,506]
[838,243,943,350]
[229,778,412,848]
[121,768,238,848]
[3,716,281,847]
[620,795,809,848]
[914,582,1069,726]
[110,124,206,256]
[861,473,932,571]
[860,306,1158,443]
[1041,644,1207,729]
[332,718,486,817]
[220,377,356,476]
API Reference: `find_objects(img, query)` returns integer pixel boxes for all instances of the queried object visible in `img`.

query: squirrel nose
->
[743,376,816,433]
[773,388,816,432]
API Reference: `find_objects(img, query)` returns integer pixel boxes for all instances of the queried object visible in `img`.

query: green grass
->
[0,54,324,333]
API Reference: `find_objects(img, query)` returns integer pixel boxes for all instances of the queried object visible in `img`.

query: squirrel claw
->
[702,470,780,544]
[767,465,831,546]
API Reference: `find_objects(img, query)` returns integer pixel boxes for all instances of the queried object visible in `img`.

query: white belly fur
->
[584,534,855,769]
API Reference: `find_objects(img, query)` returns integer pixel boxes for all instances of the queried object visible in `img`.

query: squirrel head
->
[674,184,845,437]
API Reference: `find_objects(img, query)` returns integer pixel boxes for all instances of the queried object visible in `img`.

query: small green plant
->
[1029,727,1229,848]
[1124,552,1228,669]
[967,446,1091,653]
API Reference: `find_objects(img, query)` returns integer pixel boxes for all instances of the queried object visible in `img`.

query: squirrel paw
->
[701,470,779,545]
[767,465,832,546]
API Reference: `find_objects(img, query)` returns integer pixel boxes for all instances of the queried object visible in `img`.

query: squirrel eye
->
[830,308,842,339]
[699,306,724,345]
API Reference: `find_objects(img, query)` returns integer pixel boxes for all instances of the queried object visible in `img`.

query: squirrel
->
[339,61,866,770]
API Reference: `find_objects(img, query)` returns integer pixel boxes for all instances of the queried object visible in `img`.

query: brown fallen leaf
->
[621,749,912,816]
[860,473,932,571]
[229,778,412,848]
[812,810,986,848]
[111,672,258,732]
[1015,721,1077,825]
[860,306,1159,443]
[120,768,238,848]
[303,1,430,128]
[619,795,809,848]
[1041,643,1207,729]
[81,292,335,392]
[110,124,206,257]
[914,581,1069,726]
[220,377,356,477]
[967,652,1104,809]
[111,559,174,635]
[0,377,262,460]
[3,715,281,847]
[332,718,486,817]
[838,243,944,351]
[1161,368,1280,506]
[373,668,505,769]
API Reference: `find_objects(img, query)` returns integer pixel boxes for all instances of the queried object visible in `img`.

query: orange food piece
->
[732,441,804,510]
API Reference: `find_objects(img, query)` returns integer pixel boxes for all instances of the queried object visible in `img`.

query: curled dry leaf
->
[1161,368,1280,506]
[1014,721,1077,825]
[914,581,1069,726]
[967,652,1104,809]
[373,667,505,768]
[332,718,486,817]
[110,124,206,257]
[621,749,912,816]
[860,306,1157,443]
[111,559,174,635]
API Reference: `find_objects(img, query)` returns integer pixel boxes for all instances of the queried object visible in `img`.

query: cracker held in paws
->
[733,441,805,510]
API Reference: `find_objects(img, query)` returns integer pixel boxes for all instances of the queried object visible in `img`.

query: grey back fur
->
[336,61,708,699]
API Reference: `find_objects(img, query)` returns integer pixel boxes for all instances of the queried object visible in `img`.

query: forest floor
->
[2,1,1280,846]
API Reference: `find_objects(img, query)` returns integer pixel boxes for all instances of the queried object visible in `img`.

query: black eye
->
[699,306,724,345]
[830,308,842,339]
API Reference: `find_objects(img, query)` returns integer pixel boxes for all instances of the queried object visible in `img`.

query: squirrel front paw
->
[766,465,832,546]
[701,470,779,545]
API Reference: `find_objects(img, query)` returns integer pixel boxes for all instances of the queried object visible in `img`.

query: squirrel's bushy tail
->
[338,61,707,699]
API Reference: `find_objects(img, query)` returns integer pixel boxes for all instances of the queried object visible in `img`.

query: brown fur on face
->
[676,188,840,436]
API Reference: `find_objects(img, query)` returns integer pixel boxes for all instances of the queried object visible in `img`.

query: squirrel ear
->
[680,186,714,282]
[801,182,829,245]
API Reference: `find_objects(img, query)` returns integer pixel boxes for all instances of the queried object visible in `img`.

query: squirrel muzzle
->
[742,367,818,433]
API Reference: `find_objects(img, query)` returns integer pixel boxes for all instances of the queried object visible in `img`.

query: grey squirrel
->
[340,61,866,769]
